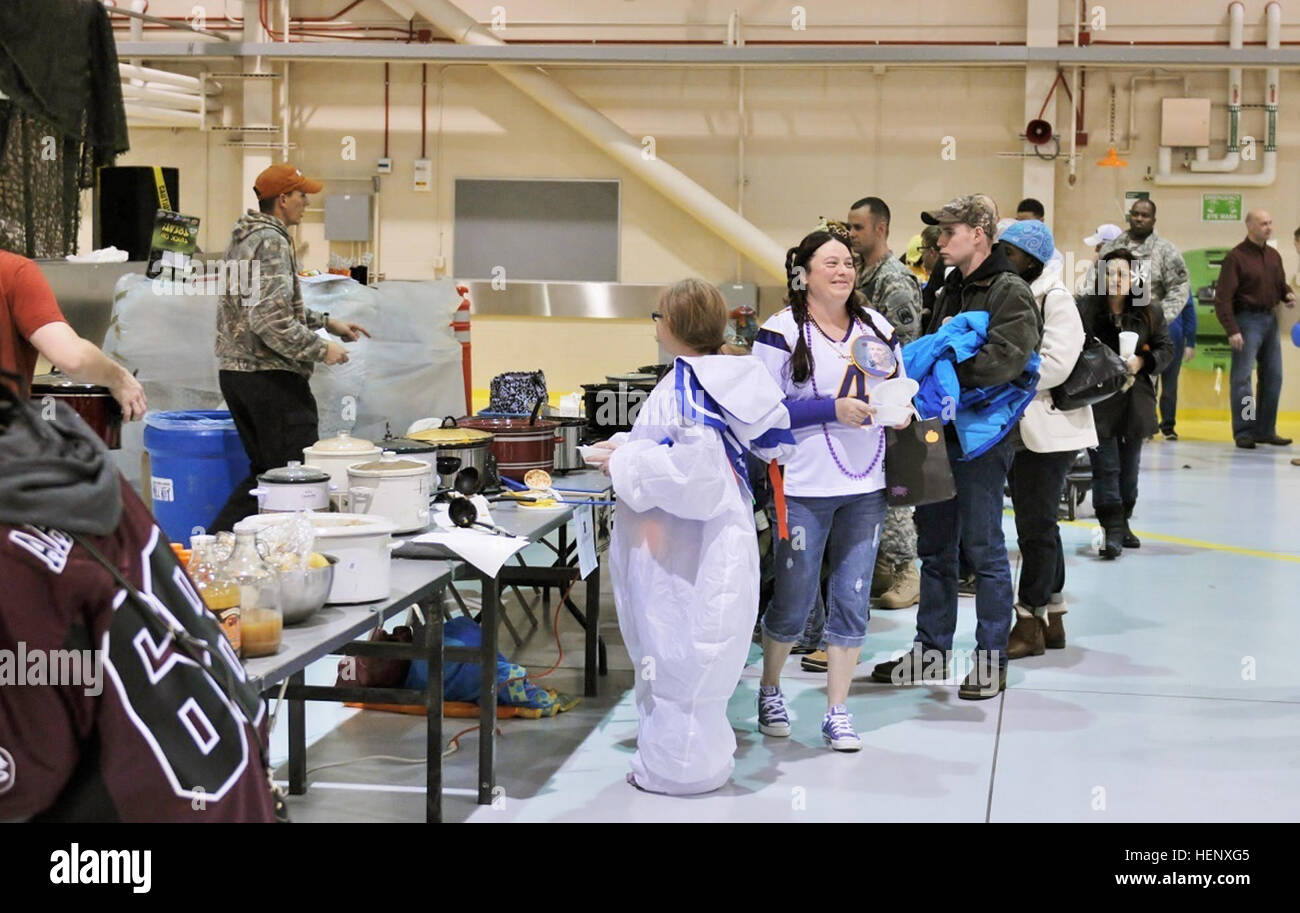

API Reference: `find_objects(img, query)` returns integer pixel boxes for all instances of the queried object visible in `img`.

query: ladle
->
[447,496,513,536]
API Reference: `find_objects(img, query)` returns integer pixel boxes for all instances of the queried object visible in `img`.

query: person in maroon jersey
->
[0,372,280,822]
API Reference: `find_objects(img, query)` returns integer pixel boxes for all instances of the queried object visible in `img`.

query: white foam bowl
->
[871,402,913,426]
[871,376,920,406]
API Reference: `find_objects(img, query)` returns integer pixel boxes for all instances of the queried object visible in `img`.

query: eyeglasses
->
[651,311,662,322]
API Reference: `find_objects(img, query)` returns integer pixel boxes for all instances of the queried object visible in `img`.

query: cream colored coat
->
[1019,265,1099,453]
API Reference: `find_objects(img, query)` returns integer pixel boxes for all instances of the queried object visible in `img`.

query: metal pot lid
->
[459,416,559,433]
[30,373,111,394]
[380,435,439,454]
[306,430,377,453]
[258,461,332,484]
[349,451,433,475]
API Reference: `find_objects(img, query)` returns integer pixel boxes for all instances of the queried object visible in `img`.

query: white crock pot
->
[303,431,383,494]
[240,512,398,604]
[346,450,434,534]
[250,461,332,513]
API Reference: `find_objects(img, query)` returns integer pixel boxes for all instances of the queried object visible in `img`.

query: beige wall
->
[94,0,1300,408]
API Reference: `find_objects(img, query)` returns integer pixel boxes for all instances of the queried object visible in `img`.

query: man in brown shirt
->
[1215,210,1295,449]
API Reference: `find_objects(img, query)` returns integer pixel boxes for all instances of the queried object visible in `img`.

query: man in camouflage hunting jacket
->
[210,164,369,532]
[1096,198,1191,325]
[847,196,924,610]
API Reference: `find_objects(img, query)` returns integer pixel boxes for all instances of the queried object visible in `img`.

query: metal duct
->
[387,0,787,281]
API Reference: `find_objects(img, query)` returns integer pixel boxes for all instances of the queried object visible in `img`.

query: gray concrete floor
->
[271,440,1300,822]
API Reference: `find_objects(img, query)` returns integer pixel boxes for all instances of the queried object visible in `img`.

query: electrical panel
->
[323,194,373,242]
[1160,98,1212,148]
[413,157,432,192]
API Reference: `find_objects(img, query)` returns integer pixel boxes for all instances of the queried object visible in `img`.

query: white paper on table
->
[300,272,352,285]
[409,527,527,577]
[575,503,597,580]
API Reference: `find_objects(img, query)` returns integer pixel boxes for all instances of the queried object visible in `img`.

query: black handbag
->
[885,417,956,507]
[1050,336,1129,411]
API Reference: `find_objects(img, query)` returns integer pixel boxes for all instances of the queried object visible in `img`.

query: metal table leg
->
[478,573,498,805]
[585,562,601,697]
[427,600,444,824]
[288,670,306,795]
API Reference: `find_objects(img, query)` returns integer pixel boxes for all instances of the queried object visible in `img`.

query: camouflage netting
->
[0,102,93,258]
[0,0,129,258]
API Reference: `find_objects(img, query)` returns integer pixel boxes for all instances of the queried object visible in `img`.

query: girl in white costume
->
[588,279,796,794]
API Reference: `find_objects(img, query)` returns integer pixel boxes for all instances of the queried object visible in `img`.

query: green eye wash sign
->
[1201,192,1243,222]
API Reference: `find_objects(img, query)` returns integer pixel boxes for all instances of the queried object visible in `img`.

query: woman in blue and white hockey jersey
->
[587,278,796,795]
[752,229,912,751]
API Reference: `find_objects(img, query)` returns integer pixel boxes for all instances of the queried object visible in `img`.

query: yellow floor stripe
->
[1053,516,1300,563]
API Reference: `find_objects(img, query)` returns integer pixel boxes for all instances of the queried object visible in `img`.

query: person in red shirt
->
[0,250,146,419]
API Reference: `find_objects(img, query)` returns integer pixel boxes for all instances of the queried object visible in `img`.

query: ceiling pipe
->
[123,103,205,127]
[382,0,788,280]
[1189,1,1243,172]
[1154,1,1278,186]
[121,83,214,113]
[119,63,222,94]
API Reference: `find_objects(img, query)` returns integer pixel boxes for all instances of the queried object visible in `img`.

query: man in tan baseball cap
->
[210,163,369,530]
[919,193,999,242]
[870,191,1042,701]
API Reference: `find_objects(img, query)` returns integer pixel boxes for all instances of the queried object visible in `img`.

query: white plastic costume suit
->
[608,355,796,794]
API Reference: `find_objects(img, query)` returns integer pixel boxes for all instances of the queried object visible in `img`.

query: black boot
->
[1096,505,1124,559]
[1122,502,1141,549]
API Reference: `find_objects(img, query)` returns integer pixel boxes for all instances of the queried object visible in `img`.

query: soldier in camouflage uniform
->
[847,197,923,609]
[1095,198,1191,325]
[210,164,370,531]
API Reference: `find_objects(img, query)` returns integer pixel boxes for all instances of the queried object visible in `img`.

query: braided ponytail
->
[786,243,815,384]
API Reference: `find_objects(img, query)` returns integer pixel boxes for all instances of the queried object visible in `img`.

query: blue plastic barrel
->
[143,410,250,545]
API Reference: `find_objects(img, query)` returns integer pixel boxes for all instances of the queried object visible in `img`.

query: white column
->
[1022,0,1059,223]
[241,0,274,209]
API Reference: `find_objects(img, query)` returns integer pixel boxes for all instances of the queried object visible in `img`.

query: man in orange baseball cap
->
[252,163,323,226]
[210,164,369,531]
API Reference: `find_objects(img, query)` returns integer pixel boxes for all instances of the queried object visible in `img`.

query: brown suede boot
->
[1006,604,1046,659]
[1045,596,1067,649]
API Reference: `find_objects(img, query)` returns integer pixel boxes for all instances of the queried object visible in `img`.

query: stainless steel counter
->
[461,279,782,320]
[34,259,150,347]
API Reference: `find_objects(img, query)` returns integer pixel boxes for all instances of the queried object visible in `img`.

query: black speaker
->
[94,166,180,261]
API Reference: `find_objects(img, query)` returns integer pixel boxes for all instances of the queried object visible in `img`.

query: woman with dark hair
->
[1080,248,1174,558]
[752,230,911,751]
